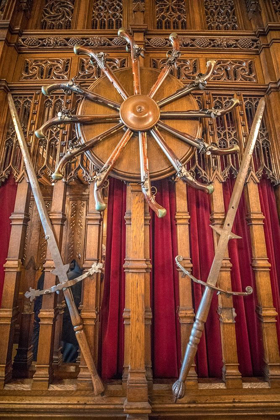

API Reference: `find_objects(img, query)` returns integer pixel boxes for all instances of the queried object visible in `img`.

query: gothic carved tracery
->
[155,0,187,29]
[92,0,123,30]
[41,0,74,30]
[21,59,70,80]
[204,0,238,30]
[211,60,257,82]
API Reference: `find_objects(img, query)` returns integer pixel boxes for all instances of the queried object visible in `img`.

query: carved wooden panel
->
[91,0,123,30]
[155,0,187,30]
[41,0,75,30]
[64,198,87,264]
[151,58,199,81]
[77,57,127,80]
[145,36,260,51]
[211,60,257,82]
[204,0,238,30]
[20,59,70,80]
[272,0,280,14]
[0,0,7,19]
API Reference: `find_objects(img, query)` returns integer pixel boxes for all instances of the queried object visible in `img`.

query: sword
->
[172,97,265,401]
[7,93,104,396]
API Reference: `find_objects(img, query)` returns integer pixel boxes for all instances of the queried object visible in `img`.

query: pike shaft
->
[7,93,104,396]
[173,97,265,399]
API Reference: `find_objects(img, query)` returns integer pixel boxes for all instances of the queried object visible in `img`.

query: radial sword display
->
[172,97,266,401]
[7,93,105,396]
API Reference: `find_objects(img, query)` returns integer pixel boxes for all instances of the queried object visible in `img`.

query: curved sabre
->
[52,123,124,180]
[148,33,180,99]
[35,114,120,139]
[150,126,213,194]
[94,128,134,211]
[158,60,216,108]
[139,131,166,218]
[157,120,240,156]
[42,81,120,111]
[118,28,142,95]
[74,45,129,100]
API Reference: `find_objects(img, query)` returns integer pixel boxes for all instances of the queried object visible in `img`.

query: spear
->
[172,97,266,401]
[7,93,104,396]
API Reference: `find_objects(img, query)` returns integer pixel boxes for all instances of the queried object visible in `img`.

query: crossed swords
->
[35,29,240,218]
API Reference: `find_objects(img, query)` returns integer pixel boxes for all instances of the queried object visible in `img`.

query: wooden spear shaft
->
[7,93,104,396]
[172,97,266,401]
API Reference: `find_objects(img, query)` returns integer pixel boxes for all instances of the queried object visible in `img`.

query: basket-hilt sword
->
[172,97,265,401]
[7,93,105,396]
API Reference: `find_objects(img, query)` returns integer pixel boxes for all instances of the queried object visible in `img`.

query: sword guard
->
[175,256,253,297]
[210,225,242,240]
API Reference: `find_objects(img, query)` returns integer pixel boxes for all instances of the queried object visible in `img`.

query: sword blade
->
[172,97,265,401]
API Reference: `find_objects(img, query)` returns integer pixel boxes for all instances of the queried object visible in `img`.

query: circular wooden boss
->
[77,67,200,182]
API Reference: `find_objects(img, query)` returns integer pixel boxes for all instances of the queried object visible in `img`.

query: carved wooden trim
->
[151,58,199,81]
[211,60,257,82]
[17,35,127,49]
[91,0,123,30]
[77,57,127,80]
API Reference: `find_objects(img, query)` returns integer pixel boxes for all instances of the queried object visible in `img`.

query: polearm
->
[172,97,266,401]
[7,93,104,396]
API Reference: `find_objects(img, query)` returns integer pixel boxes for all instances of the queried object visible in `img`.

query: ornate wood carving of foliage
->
[155,0,187,30]
[272,0,280,14]
[204,0,238,30]
[151,58,199,81]
[77,57,127,80]
[0,0,7,19]
[20,59,70,80]
[92,0,123,30]
[0,95,33,184]
[243,96,277,183]
[211,60,257,82]
[41,0,74,30]
[66,200,86,263]
[145,36,260,50]
[17,35,127,49]
[245,0,261,18]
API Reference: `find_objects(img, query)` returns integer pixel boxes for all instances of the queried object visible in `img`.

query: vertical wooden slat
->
[32,181,66,390]
[175,180,197,387]
[144,202,152,387]
[210,178,242,388]
[123,184,131,385]
[77,184,103,388]
[123,183,151,418]
[0,179,30,388]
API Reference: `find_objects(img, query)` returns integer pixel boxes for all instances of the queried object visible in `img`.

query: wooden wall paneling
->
[186,0,206,30]
[144,201,152,388]
[175,180,198,388]
[77,183,103,388]
[72,0,93,29]
[0,178,30,388]
[26,0,45,29]
[32,180,67,389]
[123,183,151,418]
[123,183,131,385]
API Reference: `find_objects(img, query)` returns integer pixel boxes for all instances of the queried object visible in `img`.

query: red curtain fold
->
[258,177,280,348]
[150,179,180,378]
[187,186,223,378]
[223,178,262,376]
[0,176,17,305]
[100,178,126,379]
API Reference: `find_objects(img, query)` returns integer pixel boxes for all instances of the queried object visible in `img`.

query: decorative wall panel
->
[20,59,70,80]
[272,0,280,14]
[145,36,260,50]
[151,58,199,81]
[41,0,74,29]
[77,57,127,80]
[211,60,257,82]
[204,0,238,30]
[92,0,123,30]
[155,0,187,30]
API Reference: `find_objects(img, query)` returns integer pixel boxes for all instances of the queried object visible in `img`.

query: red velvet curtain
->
[0,176,17,305]
[100,178,126,379]
[100,176,280,380]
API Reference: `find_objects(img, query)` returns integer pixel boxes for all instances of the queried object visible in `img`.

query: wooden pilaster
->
[210,178,242,388]
[32,181,66,390]
[77,184,103,388]
[245,179,280,385]
[144,202,152,387]
[123,183,151,419]
[0,179,30,388]
[175,180,197,387]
